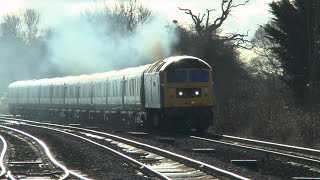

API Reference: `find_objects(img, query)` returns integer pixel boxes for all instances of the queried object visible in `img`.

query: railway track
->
[0,116,249,180]
[0,124,88,179]
[190,134,320,168]
[111,130,320,179]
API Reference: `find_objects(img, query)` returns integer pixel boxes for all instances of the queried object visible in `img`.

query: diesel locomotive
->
[8,56,214,131]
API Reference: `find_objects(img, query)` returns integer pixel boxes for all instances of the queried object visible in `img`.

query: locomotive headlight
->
[195,91,199,96]
[178,91,183,96]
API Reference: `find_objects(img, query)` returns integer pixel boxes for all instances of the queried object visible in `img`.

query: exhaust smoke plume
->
[48,14,179,75]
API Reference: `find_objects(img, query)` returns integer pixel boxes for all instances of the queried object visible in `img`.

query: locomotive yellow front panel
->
[163,69,214,108]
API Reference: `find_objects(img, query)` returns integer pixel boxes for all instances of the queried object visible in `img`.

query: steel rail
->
[0,117,250,180]
[22,123,171,180]
[191,136,320,167]
[222,135,320,157]
[0,125,89,180]
[3,117,248,180]
[0,135,7,177]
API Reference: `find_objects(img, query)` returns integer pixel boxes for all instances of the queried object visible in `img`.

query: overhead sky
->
[0,0,272,33]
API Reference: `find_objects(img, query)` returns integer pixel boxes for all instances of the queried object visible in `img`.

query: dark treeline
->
[243,0,320,145]
[0,0,319,146]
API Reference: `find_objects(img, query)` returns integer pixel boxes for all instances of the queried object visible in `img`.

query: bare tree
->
[103,0,151,33]
[251,25,282,77]
[23,9,40,42]
[0,14,22,40]
[179,0,251,49]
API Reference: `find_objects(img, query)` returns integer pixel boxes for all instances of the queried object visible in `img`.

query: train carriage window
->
[113,81,118,97]
[57,86,60,98]
[67,86,73,98]
[35,87,37,98]
[87,84,90,98]
[95,83,102,97]
[79,85,83,97]
[68,86,72,98]
[53,86,57,98]
[129,79,132,96]
[113,81,116,97]
[133,79,136,95]
[100,83,103,97]
[82,85,85,97]
[113,82,116,96]
[189,70,209,82]
[45,87,48,98]
[39,87,41,98]
[92,84,95,97]
[94,84,96,97]
[102,82,106,97]
[80,85,84,97]
[72,86,74,98]
[33,87,36,98]
[60,86,64,98]
[73,85,76,98]
[42,87,45,98]
[105,82,108,97]
[21,88,25,98]
[41,87,44,98]
[66,86,69,98]
[167,71,187,83]
[76,85,80,98]
[86,84,89,97]
[136,78,140,95]
[123,80,127,96]
[72,85,75,98]
[110,82,114,97]
[27,87,30,98]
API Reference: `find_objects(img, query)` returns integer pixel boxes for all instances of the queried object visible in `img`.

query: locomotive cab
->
[143,56,214,131]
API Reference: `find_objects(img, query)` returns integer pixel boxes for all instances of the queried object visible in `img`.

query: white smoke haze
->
[48,13,179,75]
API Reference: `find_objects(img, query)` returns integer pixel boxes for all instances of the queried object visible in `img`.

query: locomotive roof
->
[145,55,211,73]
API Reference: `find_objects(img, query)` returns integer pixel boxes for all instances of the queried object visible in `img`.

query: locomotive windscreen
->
[167,71,187,83]
[167,70,209,83]
[189,70,209,82]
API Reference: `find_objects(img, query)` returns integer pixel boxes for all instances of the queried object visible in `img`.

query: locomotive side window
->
[189,70,209,82]
[167,71,187,83]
